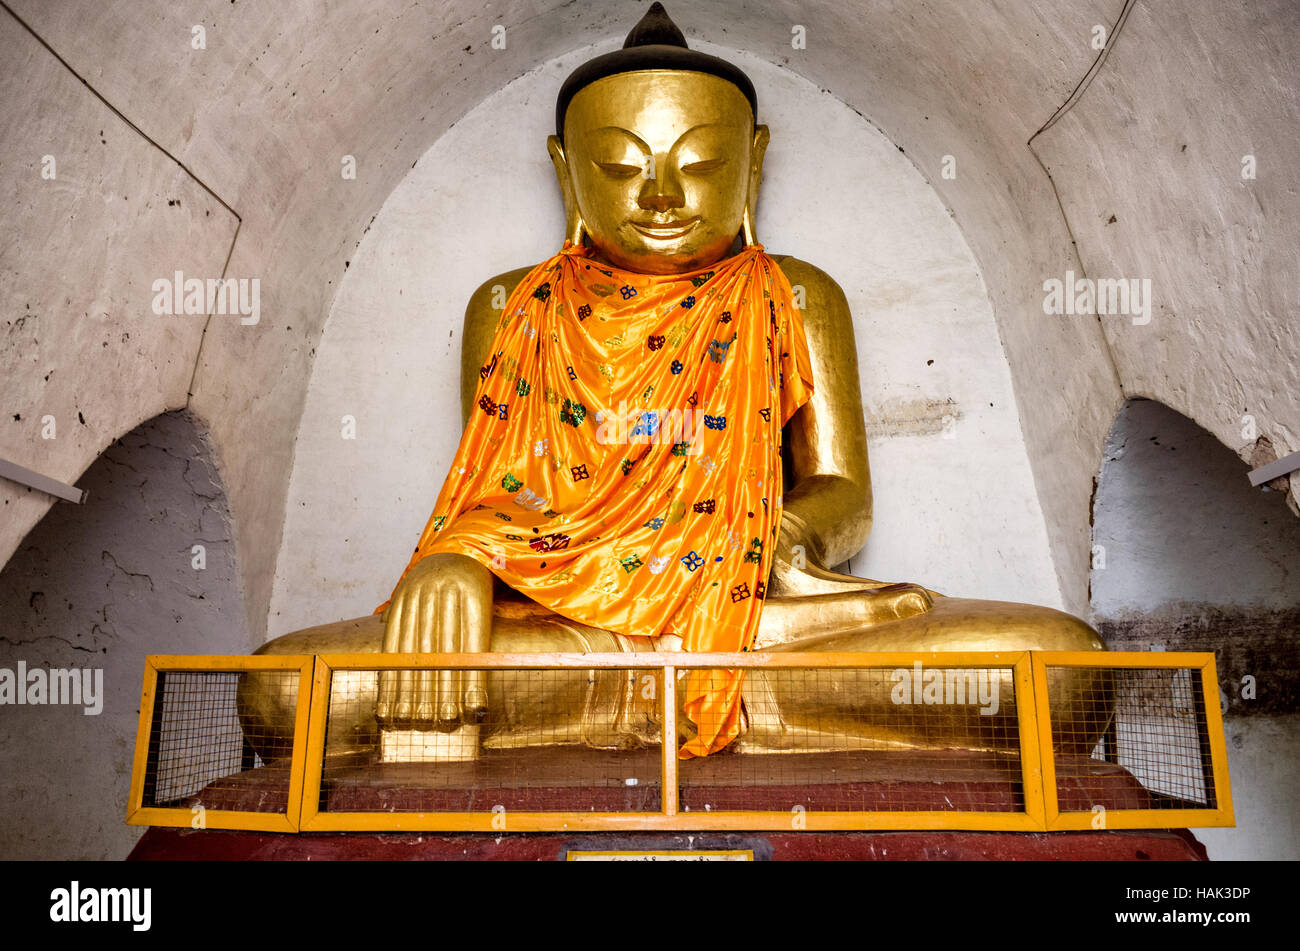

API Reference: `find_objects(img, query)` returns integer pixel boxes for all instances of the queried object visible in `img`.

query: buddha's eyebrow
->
[590,124,722,153]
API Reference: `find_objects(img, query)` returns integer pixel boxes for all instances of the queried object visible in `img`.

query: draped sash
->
[378,242,814,756]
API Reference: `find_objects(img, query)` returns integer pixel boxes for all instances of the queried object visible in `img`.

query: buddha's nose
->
[639,192,683,212]
[638,171,684,212]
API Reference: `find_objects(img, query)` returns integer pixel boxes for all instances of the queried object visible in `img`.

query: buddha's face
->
[551,71,768,274]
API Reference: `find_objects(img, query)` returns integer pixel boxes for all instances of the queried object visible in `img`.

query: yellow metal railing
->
[125,650,1234,834]
[1032,652,1233,831]
[126,654,315,833]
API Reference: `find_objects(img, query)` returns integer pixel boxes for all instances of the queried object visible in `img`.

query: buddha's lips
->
[630,217,700,239]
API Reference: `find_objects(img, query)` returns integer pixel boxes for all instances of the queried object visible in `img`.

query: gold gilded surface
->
[552,71,762,274]
[246,64,1108,759]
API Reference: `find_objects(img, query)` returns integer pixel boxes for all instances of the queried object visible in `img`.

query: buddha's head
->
[549,3,769,274]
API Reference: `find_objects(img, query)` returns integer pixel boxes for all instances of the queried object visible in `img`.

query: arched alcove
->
[1090,397,1300,860]
[0,410,250,859]
[265,43,1064,636]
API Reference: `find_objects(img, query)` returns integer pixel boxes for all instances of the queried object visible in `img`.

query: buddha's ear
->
[742,125,770,244]
[547,135,586,246]
[746,124,771,214]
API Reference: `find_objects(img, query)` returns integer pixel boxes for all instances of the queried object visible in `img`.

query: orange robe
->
[377,242,814,756]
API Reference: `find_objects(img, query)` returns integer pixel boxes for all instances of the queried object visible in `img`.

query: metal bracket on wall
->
[0,456,86,503]
[1248,450,1300,488]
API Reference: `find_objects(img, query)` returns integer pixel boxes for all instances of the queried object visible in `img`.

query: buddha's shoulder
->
[465,266,536,316]
[769,256,851,326]
[769,256,846,296]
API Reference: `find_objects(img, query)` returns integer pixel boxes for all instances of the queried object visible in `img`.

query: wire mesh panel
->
[676,661,1032,819]
[1036,653,1233,830]
[127,651,1231,833]
[299,652,1048,832]
[309,662,664,821]
[127,656,313,832]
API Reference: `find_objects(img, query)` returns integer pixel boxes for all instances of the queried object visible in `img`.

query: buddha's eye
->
[681,158,726,174]
[596,161,644,179]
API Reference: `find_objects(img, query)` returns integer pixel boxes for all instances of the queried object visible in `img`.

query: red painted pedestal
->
[129,747,1208,860]
[129,826,1206,860]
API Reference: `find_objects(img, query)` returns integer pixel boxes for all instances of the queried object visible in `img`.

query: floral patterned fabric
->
[377,241,814,756]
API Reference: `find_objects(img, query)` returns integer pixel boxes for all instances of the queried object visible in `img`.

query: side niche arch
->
[0,409,251,860]
[1089,397,1300,860]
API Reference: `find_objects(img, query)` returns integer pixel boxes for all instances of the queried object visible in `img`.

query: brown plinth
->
[178,746,1157,814]
[128,828,1206,861]
[134,746,1208,859]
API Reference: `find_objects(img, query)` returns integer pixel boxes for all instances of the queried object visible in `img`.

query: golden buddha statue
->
[246,4,1106,761]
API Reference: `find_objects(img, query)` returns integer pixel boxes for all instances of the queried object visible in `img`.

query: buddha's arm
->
[454,268,540,600]
[376,270,532,729]
[459,267,535,424]
[773,258,874,569]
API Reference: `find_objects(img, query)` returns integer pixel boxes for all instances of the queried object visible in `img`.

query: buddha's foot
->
[752,583,933,650]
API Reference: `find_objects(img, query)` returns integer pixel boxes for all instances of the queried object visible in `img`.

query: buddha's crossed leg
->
[245,574,1105,757]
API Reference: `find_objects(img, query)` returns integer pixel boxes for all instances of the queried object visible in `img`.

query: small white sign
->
[567,850,753,861]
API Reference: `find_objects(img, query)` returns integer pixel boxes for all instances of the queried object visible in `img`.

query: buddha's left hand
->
[769,511,939,609]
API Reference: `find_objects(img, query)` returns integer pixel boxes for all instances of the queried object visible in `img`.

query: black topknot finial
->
[623,3,688,50]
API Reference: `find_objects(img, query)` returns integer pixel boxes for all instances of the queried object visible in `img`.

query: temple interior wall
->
[0,411,250,860]
[1035,0,1300,524]
[0,9,236,591]
[5,0,1294,650]
[1092,398,1300,860]
[0,1,1295,859]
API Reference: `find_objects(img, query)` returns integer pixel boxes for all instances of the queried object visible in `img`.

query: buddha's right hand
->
[376,552,494,732]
